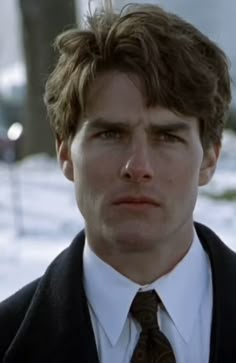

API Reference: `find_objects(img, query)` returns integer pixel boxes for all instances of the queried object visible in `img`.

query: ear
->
[198,143,221,186]
[56,137,74,181]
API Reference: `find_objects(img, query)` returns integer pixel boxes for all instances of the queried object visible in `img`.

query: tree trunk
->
[19,0,76,157]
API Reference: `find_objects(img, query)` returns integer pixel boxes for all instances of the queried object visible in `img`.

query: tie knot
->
[130,290,159,331]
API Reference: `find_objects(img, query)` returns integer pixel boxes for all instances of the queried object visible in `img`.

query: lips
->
[112,196,160,206]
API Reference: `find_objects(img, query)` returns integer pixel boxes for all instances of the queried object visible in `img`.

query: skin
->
[58,71,220,284]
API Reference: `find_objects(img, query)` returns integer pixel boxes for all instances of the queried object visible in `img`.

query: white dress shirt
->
[83,229,213,363]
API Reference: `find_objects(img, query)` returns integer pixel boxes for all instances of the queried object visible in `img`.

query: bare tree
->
[19,0,76,156]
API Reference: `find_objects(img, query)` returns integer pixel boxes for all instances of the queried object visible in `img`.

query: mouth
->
[112,196,160,207]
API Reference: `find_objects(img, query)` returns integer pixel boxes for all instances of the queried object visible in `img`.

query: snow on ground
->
[0,131,236,301]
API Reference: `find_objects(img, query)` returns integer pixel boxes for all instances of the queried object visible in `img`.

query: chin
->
[106,228,159,253]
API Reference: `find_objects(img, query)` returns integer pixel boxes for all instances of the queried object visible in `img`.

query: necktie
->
[130,290,176,363]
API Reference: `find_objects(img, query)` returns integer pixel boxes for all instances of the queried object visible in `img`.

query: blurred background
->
[0,0,235,300]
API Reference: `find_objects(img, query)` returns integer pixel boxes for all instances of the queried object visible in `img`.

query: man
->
[0,2,235,362]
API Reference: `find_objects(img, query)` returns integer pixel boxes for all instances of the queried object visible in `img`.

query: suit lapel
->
[195,222,236,363]
[5,231,99,363]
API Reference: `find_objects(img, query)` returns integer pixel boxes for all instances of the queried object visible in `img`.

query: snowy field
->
[0,131,236,302]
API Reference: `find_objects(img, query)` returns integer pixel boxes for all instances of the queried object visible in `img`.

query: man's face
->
[58,71,219,254]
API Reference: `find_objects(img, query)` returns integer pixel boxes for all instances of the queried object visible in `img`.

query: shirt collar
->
[148,229,211,342]
[83,241,140,346]
[83,229,211,346]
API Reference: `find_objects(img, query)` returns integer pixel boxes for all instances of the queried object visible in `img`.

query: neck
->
[87,226,194,284]
[99,243,191,284]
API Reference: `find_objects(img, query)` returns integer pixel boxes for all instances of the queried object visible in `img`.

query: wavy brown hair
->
[44,1,232,149]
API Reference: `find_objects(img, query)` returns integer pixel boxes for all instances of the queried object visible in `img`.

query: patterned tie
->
[130,290,176,363]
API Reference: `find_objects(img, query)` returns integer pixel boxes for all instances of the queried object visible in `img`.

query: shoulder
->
[195,222,235,255]
[0,231,86,361]
[195,221,236,274]
[195,223,236,359]
[0,278,40,360]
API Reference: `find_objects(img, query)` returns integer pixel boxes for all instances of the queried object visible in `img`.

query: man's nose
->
[120,140,154,183]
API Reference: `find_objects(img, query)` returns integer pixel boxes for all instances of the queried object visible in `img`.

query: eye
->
[98,130,122,140]
[154,133,182,143]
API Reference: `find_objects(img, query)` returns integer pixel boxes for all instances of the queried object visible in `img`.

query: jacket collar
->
[5,230,99,363]
[195,222,236,363]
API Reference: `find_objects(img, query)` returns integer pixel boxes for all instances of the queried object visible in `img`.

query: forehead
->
[84,71,195,126]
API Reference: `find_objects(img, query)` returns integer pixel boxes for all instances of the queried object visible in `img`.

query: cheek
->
[162,154,202,193]
[72,154,114,211]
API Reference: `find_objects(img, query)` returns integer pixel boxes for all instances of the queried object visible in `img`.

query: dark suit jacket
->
[0,222,236,363]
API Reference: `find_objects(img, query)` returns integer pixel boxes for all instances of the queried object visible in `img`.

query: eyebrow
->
[84,117,191,133]
[84,118,130,132]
